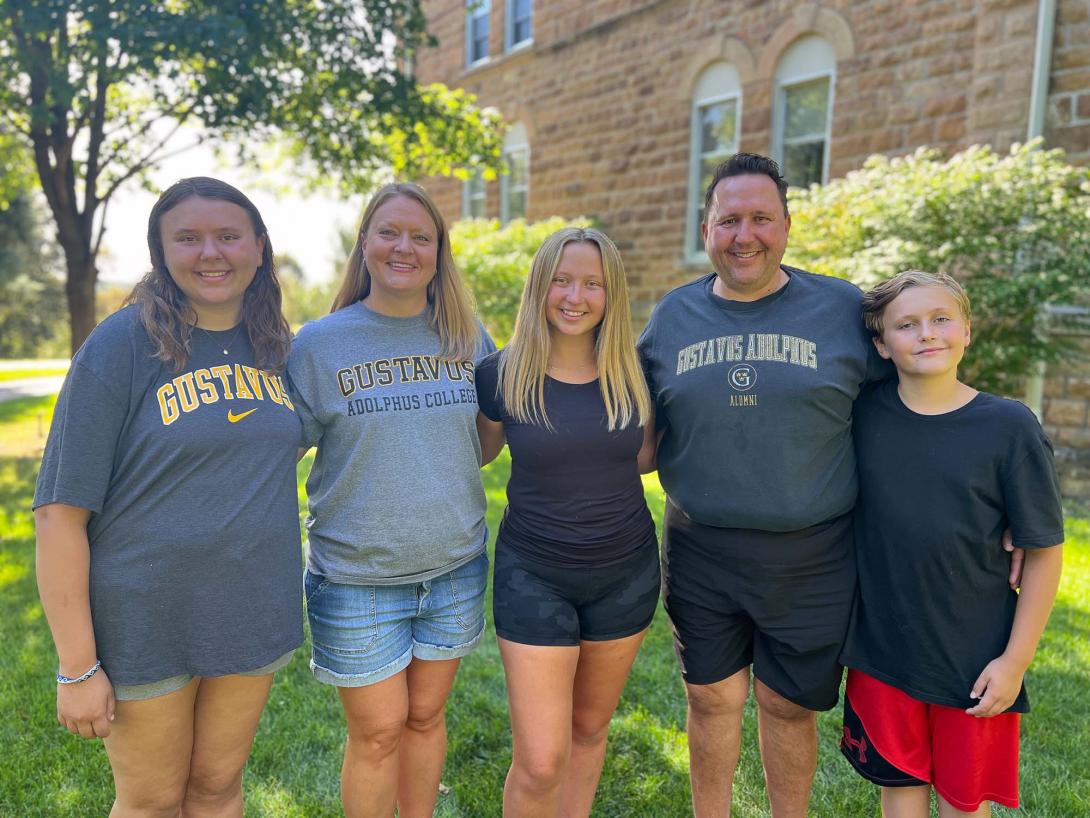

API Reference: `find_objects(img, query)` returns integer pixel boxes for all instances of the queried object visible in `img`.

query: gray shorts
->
[112,650,295,702]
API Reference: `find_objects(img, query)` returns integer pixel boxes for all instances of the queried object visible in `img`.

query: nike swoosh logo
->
[227,408,258,423]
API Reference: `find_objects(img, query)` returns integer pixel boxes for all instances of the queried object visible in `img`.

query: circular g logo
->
[728,364,757,392]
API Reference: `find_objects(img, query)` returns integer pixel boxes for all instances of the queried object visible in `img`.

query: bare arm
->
[477,411,506,466]
[967,544,1063,717]
[35,503,115,738]
[637,407,659,474]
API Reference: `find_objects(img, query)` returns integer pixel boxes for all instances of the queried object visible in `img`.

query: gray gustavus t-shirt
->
[638,268,890,532]
[286,302,496,584]
[34,306,305,686]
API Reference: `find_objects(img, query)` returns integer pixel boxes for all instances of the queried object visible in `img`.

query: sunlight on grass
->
[4,402,1090,816]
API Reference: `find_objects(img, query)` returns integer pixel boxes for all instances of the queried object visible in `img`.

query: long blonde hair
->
[332,182,479,361]
[498,227,650,431]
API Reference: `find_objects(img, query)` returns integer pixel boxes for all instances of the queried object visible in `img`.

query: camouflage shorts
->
[492,535,660,646]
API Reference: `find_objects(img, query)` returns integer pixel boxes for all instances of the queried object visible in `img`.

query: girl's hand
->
[966,655,1024,717]
[57,669,115,739]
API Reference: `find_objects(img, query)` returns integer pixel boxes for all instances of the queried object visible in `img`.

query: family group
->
[34,152,1064,818]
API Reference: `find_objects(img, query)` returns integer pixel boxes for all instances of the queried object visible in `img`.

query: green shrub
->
[452,216,592,344]
[786,141,1090,394]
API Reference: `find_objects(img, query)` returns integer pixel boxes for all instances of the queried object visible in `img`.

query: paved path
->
[0,376,67,403]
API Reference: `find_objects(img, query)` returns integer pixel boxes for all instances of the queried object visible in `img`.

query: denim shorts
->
[112,650,296,702]
[305,552,488,687]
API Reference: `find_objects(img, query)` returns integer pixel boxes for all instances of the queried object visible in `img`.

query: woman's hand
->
[57,668,115,739]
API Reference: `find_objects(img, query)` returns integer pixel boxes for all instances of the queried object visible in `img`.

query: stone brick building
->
[413,0,1090,498]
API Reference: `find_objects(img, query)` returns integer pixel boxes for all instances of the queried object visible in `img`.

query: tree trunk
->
[64,252,98,355]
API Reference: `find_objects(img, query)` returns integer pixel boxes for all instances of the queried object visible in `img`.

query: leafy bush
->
[786,141,1090,394]
[452,216,592,344]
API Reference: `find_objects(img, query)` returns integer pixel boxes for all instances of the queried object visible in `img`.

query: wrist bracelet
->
[57,660,101,685]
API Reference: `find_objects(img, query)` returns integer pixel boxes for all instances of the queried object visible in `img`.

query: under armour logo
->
[841,727,868,763]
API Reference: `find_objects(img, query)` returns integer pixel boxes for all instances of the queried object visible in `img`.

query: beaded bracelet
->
[57,660,102,685]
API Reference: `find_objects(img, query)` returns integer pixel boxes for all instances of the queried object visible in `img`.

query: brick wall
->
[417,0,1089,319]
[1043,332,1090,506]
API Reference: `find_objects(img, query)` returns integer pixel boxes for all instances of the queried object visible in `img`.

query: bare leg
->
[685,667,750,818]
[396,658,462,818]
[560,629,647,817]
[937,791,990,818]
[182,673,275,817]
[499,638,581,817]
[103,680,198,818]
[754,679,816,818]
[881,785,931,818]
[337,672,409,818]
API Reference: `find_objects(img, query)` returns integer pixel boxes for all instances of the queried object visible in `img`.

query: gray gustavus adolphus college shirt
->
[286,302,496,584]
[34,306,304,685]
[638,268,890,532]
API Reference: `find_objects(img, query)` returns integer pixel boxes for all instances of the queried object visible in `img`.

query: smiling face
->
[875,285,971,381]
[361,195,439,315]
[545,241,607,340]
[159,196,266,328]
[702,173,791,301]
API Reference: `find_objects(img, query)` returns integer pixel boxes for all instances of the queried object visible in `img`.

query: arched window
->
[773,35,836,188]
[501,122,529,224]
[462,171,486,218]
[687,62,742,259]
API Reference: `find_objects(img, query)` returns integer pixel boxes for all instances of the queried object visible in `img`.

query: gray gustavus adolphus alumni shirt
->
[638,268,890,532]
[34,306,304,685]
[287,302,496,584]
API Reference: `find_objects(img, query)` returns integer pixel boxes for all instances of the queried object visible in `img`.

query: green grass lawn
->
[0,366,69,384]
[2,407,1088,815]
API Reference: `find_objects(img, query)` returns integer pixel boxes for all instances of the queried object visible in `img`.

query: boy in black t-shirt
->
[839,271,1064,817]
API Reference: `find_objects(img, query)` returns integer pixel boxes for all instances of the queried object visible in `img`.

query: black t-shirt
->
[475,351,656,567]
[840,380,1064,712]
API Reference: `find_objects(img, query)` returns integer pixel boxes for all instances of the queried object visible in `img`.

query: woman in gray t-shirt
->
[286,182,493,817]
[34,178,303,814]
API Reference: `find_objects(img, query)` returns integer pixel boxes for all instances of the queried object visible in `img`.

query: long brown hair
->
[498,227,650,431]
[333,182,479,361]
[125,177,291,372]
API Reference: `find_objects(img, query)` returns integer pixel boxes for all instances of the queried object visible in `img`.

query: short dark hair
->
[703,153,790,219]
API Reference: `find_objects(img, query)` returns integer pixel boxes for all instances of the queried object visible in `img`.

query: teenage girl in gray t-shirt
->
[34,178,303,813]
[286,183,494,818]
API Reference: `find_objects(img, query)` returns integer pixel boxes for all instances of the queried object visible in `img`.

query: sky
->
[95,142,362,287]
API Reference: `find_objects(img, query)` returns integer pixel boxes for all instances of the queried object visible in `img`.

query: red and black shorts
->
[840,669,1020,812]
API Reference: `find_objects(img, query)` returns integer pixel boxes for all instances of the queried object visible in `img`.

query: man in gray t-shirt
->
[638,154,885,817]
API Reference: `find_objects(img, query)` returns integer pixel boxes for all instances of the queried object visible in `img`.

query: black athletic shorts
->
[492,534,661,646]
[661,499,856,711]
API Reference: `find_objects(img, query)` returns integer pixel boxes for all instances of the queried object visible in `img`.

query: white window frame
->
[772,36,836,188]
[686,63,742,263]
[505,0,532,51]
[462,172,487,219]
[501,123,530,224]
[465,0,490,67]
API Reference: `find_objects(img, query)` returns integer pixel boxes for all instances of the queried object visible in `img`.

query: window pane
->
[515,0,531,22]
[508,190,527,220]
[700,100,737,155]
[783,140,825,188]
[508,150,528,187]
[784,78,829,139]
[472,17,488,60]
[469,195,485,219]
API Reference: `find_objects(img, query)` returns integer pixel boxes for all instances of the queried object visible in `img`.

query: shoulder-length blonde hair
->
[332,182,479,362]
[127,177,291,372]
[498,227,650,431]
